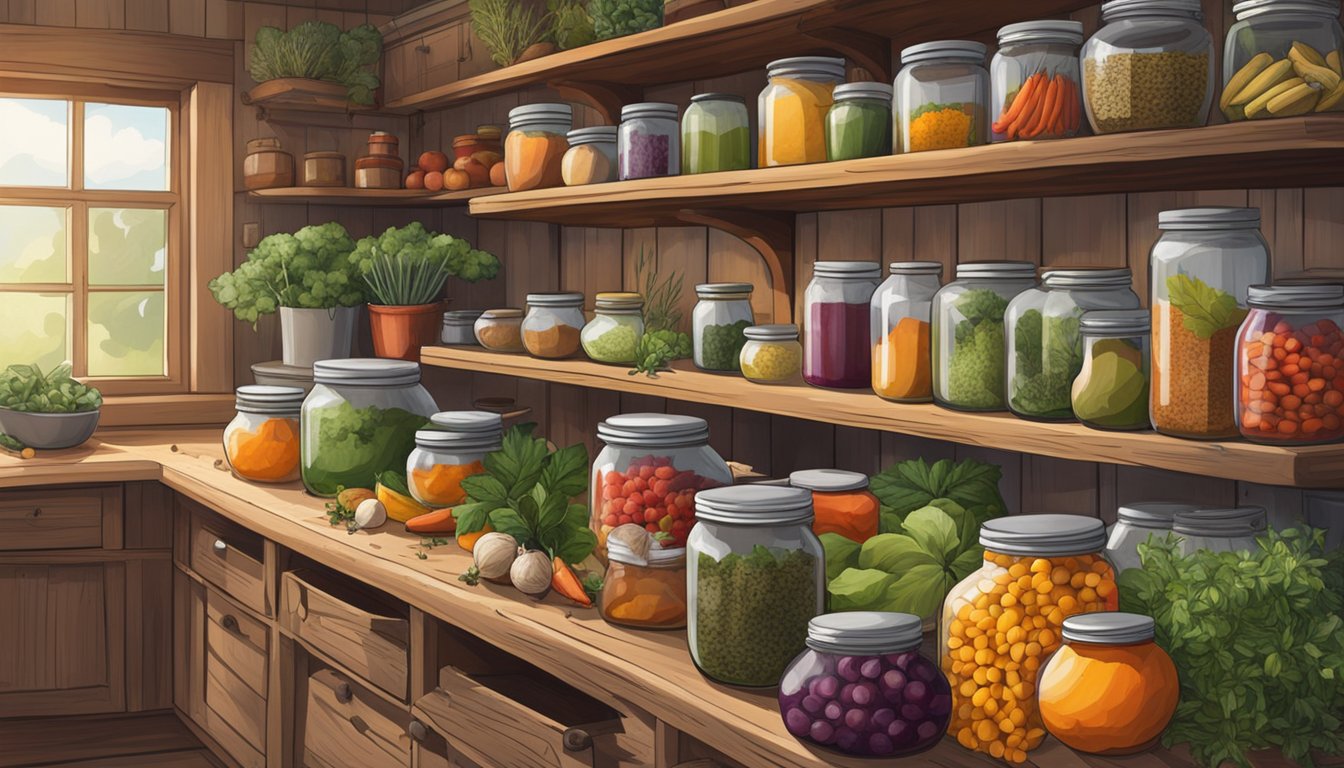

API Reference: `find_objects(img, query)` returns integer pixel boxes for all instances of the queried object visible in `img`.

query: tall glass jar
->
[1236,284,1344,445]
[1173,506,1267,554]
[932,262,1038,411]
[406,411,503,508]
[522,292,585,359]
[619,103,679,180]
[590,414,732,554]
[505,103,572,192]
[223,385,304,484]
[759,56,847,167]
[991,21,1085,142]
[1150,207,1270,439]
[692,283,754,372]
[441,309,484,345]
[1105,501,1195,571]
[688,485,825,687]
[601,536,687,630]
[871,262,943,403]
[581,292,644,364]
[804,261,882,389]
[682,93,751,174]
[1221,0,1344,121]
[741,324,803,384]
[1081,0,1214,134]
[940,515,1116,764]
[300,359,436,497]
[895,41,989,153]
[1073,309,1153,431]
[562,126,619,186]
[826,82,893,161]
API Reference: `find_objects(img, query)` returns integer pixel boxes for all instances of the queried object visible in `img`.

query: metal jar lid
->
[900,40,987,66]
[607,536,686,566]
[690,92,747,105]
[889,261,944,276]
[744,323,799,341]
[833,82,894,102]
[566,126,618,145]
[813,260,882,280]
[443,309,485,326]
[1102,0,1203,20]
[235,384,305,414]
[1043,268,1134,288]
[1247,283,1344,310]
[1158,207,1261,230]
[806,612,923,655]
[430,410,504,435]
[478,308,523,321]
[695,282,753,298]
[594,292,644,311]
[955,261,1038,280]
[790,469,869,493]
[1061,612,1155,645]
[694,485,814,526]
[312,358,422,387]
[1173,506,1268,537]
[597,413,710,448]
[766,56,846,80]
[414,428,501,452]
[1116,502,1197,529]
[526,292,585,308]
[508,103,573,129]
[997,20,1085,46]
[621,102,679,122]
[980,515,1109,556]
[1079,309,1151,336]
[1233,0,1339,18]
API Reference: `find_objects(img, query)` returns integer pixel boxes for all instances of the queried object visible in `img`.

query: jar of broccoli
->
[581,292,644,364]
[692,283,754,372]
[932,262,1038,411]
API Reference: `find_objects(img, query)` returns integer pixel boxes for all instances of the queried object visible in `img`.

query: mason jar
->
[826,82,894,161]
[406,411,503,508]
[300,359,437,497]
[932,262,1039,411]
[223,385,305,484]
[1073,309,1153,431]
[441,309,484,345]
[871,262,943,403]
[619,102,680,180]
[522,292,585,359]
[473,308,525,352]
[581,292,645,364]
[804,261,883,389]
[1221,0,1343,121]
[561,126,619,185]
[895,41,989,153]
[991,21,1085,142]
[688,485,825,687]
[759,56,847,167]
[601,538,687,630]
[1105,501,1196,571]
[1173,506,1267,554]
[740,324,803,384]
[682,93,751,174]
[504,103,572,192]
[693,283,754,372]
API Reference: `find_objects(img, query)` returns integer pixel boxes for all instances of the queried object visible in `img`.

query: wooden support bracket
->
[676,208,795,324]
[796,25,893,82]
[549,80,645,124]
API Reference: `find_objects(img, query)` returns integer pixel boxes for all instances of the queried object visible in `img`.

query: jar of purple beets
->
[778,611,950,758]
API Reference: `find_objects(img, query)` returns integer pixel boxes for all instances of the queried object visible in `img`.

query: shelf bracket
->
[548,79,644,124]
[797,25,892,82]
[677,208,795,324]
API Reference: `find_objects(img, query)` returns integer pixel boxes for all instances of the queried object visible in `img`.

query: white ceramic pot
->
[280,306,357,367]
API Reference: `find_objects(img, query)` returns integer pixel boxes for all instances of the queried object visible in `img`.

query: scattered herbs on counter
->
[946,288,1010,409]
[0,363,102,413]
[629,329,692,377]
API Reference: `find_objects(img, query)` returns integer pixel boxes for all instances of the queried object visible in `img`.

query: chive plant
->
[363,245,453,307]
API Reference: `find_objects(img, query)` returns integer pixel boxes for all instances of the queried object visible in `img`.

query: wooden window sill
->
[99,394,235,428]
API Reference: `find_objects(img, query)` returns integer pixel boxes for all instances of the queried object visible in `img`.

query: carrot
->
[551,557,592,607]
[406,508,457,535]
[994,72,1041,134]
[1049,77,1067,136]
[1006,81,1045,140]
[1024,76,1061,139]
[457,523,494,552]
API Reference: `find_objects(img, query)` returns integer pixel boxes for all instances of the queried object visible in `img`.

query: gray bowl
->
[0,407,101,450]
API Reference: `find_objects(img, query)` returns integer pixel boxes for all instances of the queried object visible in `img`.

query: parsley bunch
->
[209,222,364,325]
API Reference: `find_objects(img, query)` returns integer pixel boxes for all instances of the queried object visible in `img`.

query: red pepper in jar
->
[597,455,723,547]
[1239,314,1344,444]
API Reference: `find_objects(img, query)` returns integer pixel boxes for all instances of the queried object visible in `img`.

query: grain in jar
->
[581,292,645,364]
[740,324,803,384]
[473,309,525,352]
[759,57,846,167]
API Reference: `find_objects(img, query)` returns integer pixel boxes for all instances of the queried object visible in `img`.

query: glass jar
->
[741,324,803,384]
[1150,207,1270,439]
[1081,0,1214,134]
[932,262,1039,411]
[504,103,572,192]
[871,262,943,403]
[1236,284,1344,445]
[561,126,618,186]
[406,411,502,508]
[590,413,732,553]
[1073,309,1153,431]
[1037,613,1179,755]
[940,515,1116,763]
[619,103,679,180]
[991,21,1085,142]
[1221,0,1344,121]
[895,41,989,153]
[1174,506,1267,554]
[759,56,847,167]
[826,82,893,161]
[522,292,585,359]
[581,292,644,364]
[692,283,754,372]
[1007,269,1141,421]
[441,309,484,345]
[779,612,951,757]
[804,261,883,389]
[600,537,687,630]
[300,359,436,497]
[688,485,825,687]
[1105,501,1196,571]
[474,308,525,352]
[682,93,751,174]
[789,469,879,543]
[223,385,304,484]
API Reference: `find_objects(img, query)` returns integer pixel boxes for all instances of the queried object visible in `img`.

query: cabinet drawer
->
[281,569,409,701]
[0,486,117,551]
[302,666,410,768]
[189,508,268,615]
[203,588,268,762]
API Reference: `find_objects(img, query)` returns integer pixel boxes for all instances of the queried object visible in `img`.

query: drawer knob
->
[221,615,239,633]
[31,507,41,517]
[335,682,353,704]
[562,727,592,752]
[408,720,428,742]
[213,539,228,555]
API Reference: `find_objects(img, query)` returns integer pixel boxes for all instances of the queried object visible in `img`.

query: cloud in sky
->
[0,98,167,189]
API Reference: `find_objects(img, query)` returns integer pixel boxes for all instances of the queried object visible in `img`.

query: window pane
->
[88,208,166,286]
[84,103,169,191]
[0,292,69,371]
[0,98,69,187]
[87,291,165,377]
[0,206,67,283]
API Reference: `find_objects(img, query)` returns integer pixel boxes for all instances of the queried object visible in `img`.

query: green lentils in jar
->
[698,319,751,372]
[584,324,639,363]
[1083,51,1210,132]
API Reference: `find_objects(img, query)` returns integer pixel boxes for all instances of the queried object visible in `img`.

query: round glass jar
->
[590,413,731,553]
[561,126,618,186]
[940,515,1116,764]
[619,103,679,180]
[1150,207,1270,439]
[759,56,847,167]
[224,385,304,483]
[779,612,951,758]
[932,262,1039,411]
[1081,0,1214,134]
[826,82,894,161]
[1105,501,1196,571]
[406,411,502,508]
[740,324,803,384]
[693,283,754,372]
[505,103,572,192]
[895,41,989,153]
[789,469,879,543]
[1174,506,1267,554]
[1221,0,1344,121]
[682,93,751,174]
[688,485,825,687]
[441,309,484,345]
[474,308,525,352]
[300,359,436,497]
[991,21,1085,142]
[1073,309,1153,431]
[600,536,687,630]
[804,261,883,389]
[1037,613,1179,755]
[581,292,644,364]
[1236,284,1344,445]
[871,262,943,403]
[522,292,585,359]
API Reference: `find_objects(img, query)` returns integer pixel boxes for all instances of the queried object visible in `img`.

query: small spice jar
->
[476,124,504,153]
[223,385,304,483]
[1174,506,1267,554]
[804,261,883,389]
[740,324,803,384]
[692,283,754,372]
[441,309,484,345]
[681,93,751,174]
[1221,0,1344,120]
[601,536,688,630]
[895,41,989,153]
[561,126,619,186]
[354,155,404,189]
[505,103,573,192]
[1105,501,1196,571]
[451,133,485,160]
[522,292,585,359]
[759,56,847,167]
[366,131,400,156]
[1073,309,1153,431]
[243,138,294,190]
[789,469,879,543]
[991,21,1085,142]
[619,102,680,180]
[1037,613,1179,755]
[406,411,503,508]
[826,82,894,161]
[932,262,1038,411]
[871,262,943,403]
[473,309,525,352]
[302,151,345,187]
[581,292,645,364]
[779,612,952,758]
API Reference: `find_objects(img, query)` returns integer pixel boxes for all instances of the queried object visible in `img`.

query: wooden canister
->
[303,151,346,187]
[243,138,294,190]
[367,131,400,157]
[354,155,404,189]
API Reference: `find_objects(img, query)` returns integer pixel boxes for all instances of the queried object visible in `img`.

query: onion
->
[509,549,553,599]
[473,532,518,582]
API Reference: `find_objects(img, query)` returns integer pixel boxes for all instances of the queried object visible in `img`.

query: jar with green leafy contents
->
[932,262,1038,411]
[692,283,754,372]
[826,82,893,161]
[300,359,436,497]
[688,485,825,687]
[682,93,751,174]
[1073,309,1153,431]
[895,41,988,153]
[582,292,644,364]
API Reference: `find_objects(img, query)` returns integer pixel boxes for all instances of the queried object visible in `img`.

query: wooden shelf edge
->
[247,186,507,206]
[242,77,378,115]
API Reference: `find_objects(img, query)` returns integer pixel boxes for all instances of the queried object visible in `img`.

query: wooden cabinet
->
[181,500,271,617]
[380,0,499,105]
[0,486,120,551]
[296,660,412,768]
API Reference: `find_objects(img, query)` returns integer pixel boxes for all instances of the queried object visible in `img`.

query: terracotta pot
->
[367,302,444,361]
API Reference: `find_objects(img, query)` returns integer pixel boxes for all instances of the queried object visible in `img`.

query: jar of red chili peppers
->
[1235,284,1344,445]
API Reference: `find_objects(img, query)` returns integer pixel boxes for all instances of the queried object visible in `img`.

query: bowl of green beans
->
[0,364,103,450]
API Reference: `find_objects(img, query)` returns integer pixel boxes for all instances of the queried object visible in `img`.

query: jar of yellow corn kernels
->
[939,515,1116,764]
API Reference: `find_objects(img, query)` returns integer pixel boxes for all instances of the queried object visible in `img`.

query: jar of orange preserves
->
[405,411,502,508]
[939,515,1116,764]
[600,532,687,630]
[788,469,879,543]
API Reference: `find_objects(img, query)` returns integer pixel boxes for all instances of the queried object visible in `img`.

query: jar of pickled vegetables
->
[932,262,1039,411]
[871,262,942,403]
[789,469,879,543]
[224,385,305,483]
[740,324,803,384]
[693,283,754,372]
[940,514,1116,764]
[1105,501,1195,571]
[682,93,751,174]
[505,103,572,192]
[991,21,1085,142]
[1221,0,1344,121]
[522,292,585,359]
[895,41,988,153]
[1173,505,1267,554]
[804,261,883,389]
[600,532,687,630]
[581,292,644,364]
[561,126,618,186]
[826,82,893,161]
[759,56,846,167]
[619,102,680,180]
[1073,309,1153,431]
[406,411,502,508]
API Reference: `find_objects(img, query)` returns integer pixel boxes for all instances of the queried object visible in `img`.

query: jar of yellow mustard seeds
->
[759,56,847,167]
[895,41,989,153]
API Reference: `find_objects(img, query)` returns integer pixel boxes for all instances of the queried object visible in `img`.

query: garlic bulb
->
[510,549,553,599]
[473,532,518,581]
[352,498,387,530]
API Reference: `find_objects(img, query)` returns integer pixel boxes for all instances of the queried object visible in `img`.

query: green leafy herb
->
[1167,273,1248,339]
[351,222,499,307]
[628,329,691,378]
[581,572,604,603]
[209,222,363,324]
[249,22,383,105]
[635,245,684,334]
[0,363,102,413]
[302,402,428,496]
[324,488,357,528]
[470,0,554,66]
[1011,309,1082,418]
[459,565,481,585]
[549,0,595,49]
[415,550,428,560]
[375,470,411,496]
[589,0,661,40]
[869,457,1007,531]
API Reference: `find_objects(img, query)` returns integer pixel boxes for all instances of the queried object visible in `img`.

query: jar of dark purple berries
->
[778,611,950,758]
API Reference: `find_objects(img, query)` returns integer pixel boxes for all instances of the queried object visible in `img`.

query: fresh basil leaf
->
[451,501,490,535]
[487,507,529,544]
[827,568,896,612]
[884,564,952,619]
[820,533,862,582]
[857,533,938,573]
[900,506,960,560]
[460,473,508,506]
[532,485,568,534]
[551,526,597,566]
[539,443,589,498]
[949,546,985,581]
[483,426,548,497]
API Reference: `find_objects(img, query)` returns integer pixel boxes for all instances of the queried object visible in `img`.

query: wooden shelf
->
[420,346,1344,489]
[247,186,507,207]
[241,77,377,115]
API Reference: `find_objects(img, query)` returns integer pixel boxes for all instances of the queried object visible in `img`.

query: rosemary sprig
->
[634,245,684,333]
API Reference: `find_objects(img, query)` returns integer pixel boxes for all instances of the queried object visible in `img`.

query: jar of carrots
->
[224,385,305,484]
[870,261,943,402]
[405,411,503,508]
[990,20,1085,142]
[789,469,879,543]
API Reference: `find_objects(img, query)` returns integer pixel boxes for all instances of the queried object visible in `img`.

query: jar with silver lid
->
[224,385,305,484]
[1073,309,1153,431]
[871,261,943,403]
[804,261,883,389]
[1105,501,1197,570]
[895,41,989,153]
[740,324,803,384]
[759,56,847,167]
[474,308,525,352]
[932,261,1039,411]
[682,93,751,174]
[693,283,754,372]
[522,292,585,359]
[505,103,573,192]
[562,126,619,186]
[406,411,503,508]
[826,82,894,161]
[619,103,680,180]
[1221,0,1343,121]
[1174,506,1268,554]
[441,309,484,345]
[581,292,645,364]
[991,21,1085,142]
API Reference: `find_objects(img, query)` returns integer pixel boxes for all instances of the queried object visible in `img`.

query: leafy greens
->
[1167,273,1247,339]
[249,22,383,105]
[209,222,363,324]
[0,363,102,413]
